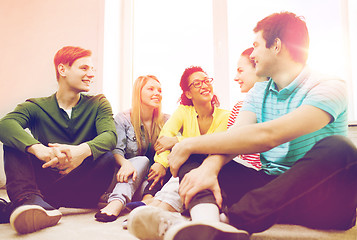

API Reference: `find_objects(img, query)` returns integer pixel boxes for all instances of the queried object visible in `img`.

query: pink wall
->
[0,0,105,118]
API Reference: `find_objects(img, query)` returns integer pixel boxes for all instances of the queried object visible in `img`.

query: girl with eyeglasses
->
[126,66,230,214]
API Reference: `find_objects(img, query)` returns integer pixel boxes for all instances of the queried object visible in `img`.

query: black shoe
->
[94,210,119,222]
[0,198,14,224]
[10,194,62,234]
[125,201,146,212]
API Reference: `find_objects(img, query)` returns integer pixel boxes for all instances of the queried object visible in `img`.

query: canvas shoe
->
[10,194,62,234]
[164,220,250,240]
[127,206,187,240]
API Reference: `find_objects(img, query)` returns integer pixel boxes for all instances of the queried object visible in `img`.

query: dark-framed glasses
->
[188,78,213,88]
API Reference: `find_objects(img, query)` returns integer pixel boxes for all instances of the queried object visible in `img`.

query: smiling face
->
[250,31,277,78]
[141,78,162,109]
[59,56,95,93]
[185,71,213,105]
[234,55,259,93]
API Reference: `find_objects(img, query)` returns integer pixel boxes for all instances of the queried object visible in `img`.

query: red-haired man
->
[0,46,117,234]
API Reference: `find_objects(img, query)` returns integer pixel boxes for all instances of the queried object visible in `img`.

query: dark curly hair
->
[178,66,219,107]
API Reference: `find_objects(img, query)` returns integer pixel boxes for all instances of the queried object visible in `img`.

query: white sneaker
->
[10,205,62,234]
[127,206,187,240]
[164,221,250,240]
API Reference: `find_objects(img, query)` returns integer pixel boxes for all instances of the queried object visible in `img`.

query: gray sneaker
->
[164,221,250,240]
[127,206,249,240]
[127,206,187,240]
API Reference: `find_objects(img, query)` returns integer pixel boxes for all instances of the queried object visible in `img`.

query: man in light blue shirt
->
[243,65,348,175]
[126,12,357,240]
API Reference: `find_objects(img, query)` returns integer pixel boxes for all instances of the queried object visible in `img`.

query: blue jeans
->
[108,156,150,204]
[4,145,115,208]
[178,135,357,233]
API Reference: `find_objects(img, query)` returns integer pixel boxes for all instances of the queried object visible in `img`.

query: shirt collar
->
[269,65,311,97]
[193,105,217,118]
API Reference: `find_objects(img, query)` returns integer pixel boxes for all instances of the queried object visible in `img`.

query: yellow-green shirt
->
[154,105,230,168]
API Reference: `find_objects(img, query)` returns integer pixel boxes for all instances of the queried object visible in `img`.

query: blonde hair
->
[131,75,165,154]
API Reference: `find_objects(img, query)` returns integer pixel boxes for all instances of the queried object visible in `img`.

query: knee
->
[319,135,357,156]
[319,136,357,174]
[3,145,26,159]
[130,156,150,172]
[178,154,207,181]
[96,152,115,172]
[322,135,354,148]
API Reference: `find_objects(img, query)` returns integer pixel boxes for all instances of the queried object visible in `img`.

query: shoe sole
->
[128,206,186,240]
[127,206,162,239]
[10,205,62,234]
[164,221,250,240]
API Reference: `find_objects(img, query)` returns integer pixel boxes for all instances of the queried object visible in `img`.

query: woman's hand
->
[147,162,166,190]
[117,160,137,183]
[154,136,179,154]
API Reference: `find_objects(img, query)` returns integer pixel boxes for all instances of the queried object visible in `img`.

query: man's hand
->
[147,162,166,190]
[117,160,137,183]
[42,143,91,174]
[154,136,178,154]
[26,143,67,165]
[168,140,192,177]
[179,164,222,209]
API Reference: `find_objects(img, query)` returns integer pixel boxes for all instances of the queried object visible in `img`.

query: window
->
[104,0,356,121]
[132,0,214,115]
[227,0,356,121]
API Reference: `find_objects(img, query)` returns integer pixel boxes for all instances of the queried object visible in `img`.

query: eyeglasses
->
[188,78,213,88]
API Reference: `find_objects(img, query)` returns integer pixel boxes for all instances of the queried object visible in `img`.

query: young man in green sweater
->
[0,46,117,234]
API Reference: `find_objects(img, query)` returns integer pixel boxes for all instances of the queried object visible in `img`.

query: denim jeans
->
[178,135,357,233]
[4,145,115,208]
[108,156,150,204]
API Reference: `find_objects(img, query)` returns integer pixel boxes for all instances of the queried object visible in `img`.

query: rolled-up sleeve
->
[154,106,185,168]
[112,112,128,157]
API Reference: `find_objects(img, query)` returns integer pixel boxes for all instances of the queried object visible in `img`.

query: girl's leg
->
[98,156,150,217]
[154,176,183,212]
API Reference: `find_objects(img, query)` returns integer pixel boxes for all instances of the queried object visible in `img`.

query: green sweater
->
[0,93,117,160]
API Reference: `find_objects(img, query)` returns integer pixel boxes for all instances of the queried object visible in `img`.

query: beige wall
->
[0,0,105,118]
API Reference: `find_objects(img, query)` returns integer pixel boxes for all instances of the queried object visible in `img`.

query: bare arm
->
[169,105,332,176]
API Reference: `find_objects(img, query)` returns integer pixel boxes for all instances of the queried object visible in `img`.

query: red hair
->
[54,46,92,80]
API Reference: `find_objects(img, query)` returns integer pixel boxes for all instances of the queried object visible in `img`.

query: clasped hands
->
[27,143,90,175]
